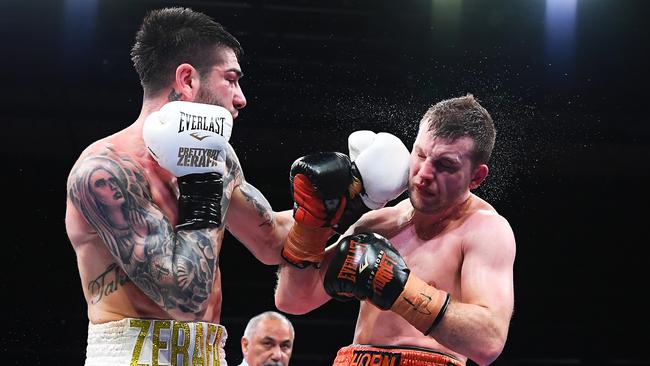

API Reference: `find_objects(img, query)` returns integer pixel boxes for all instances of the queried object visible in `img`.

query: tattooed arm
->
[66,149,219,320]
[225,182,293,264]
[222,146,293,265]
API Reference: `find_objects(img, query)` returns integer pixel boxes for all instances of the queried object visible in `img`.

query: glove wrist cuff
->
[281,247,321,269]
[176,172,223,231]
[282,222,332,266]
[390,275,450,335]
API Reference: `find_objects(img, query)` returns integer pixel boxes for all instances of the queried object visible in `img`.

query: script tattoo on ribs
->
[88,263,131,304]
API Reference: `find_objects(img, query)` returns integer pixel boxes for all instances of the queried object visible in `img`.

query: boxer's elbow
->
[471,332,506,366]
[255,248,282,265]
[472,348,503,366]
[274,263,327,314]
[274,284,320,315]
[275,290,312,315]
[274,296,298,315]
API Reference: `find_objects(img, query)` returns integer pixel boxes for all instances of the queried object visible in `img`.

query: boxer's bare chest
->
[389,225,464,293]
[353,218,465,350]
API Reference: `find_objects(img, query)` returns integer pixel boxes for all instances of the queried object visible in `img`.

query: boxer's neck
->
[411,194,473,240]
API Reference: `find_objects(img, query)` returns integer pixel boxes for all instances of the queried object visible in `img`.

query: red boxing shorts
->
[332,344,464,366]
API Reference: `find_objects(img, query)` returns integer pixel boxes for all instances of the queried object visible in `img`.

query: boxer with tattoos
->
[65,8,294,365]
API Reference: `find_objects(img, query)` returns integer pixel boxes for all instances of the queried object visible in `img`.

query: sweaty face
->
[243,318,293,366]
[196,48,247,120]
[408,130,478,214]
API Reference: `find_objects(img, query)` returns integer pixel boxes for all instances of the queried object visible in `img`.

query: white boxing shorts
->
[85,318,227,366]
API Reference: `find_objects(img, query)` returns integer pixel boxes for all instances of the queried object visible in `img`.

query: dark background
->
[2,0,648,365]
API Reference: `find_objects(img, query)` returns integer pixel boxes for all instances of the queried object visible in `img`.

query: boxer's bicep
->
[433,215,515,361]
[460,214,516,320]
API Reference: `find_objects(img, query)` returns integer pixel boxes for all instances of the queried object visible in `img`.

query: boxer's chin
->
[410,193,445,215]
[409,186,433,207]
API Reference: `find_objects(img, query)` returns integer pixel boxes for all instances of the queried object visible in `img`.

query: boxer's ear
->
[173,63,201,101]
[469,164,488,190]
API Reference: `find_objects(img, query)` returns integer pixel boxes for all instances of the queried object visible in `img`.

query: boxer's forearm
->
[429,302,509,366]
[226,182,294,265]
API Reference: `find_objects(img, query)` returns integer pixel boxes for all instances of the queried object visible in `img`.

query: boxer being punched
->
[275,95,516,366]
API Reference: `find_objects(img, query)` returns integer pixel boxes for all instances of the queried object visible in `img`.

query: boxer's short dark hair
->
[420,94,496,166]
[131,7,243,96]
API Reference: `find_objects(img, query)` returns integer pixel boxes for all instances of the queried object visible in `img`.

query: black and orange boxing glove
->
[281,152,351,268]
[324,232,451,335]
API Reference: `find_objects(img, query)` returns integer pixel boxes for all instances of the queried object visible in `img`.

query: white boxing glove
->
[347,130,377,161]
[142,101,234,230]
[333,130,409,234]
[142,101,233,177]
[351,131,410,209]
